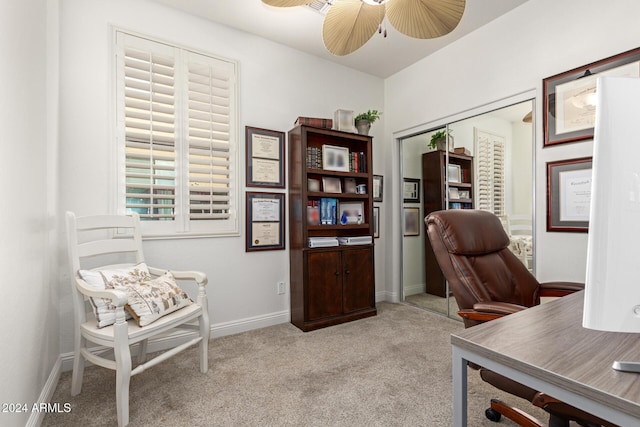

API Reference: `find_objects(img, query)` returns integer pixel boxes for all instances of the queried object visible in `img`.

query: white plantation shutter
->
[187,58,232,220]
[123,45,177,221]
[116,31,238,236]
[475,129,505,216]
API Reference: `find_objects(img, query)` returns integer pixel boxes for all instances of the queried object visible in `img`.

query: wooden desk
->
[451,291,640,426]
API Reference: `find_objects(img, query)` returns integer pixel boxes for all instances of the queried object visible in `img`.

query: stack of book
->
[295,117,333,129]
[338,236,373,246]
[308,237,339,248]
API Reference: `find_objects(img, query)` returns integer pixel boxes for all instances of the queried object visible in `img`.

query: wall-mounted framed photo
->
[403,207,420,236]
[403,178,420,203]
[547,157,592,232]
[246,126,285,188]
[373,175,383,202]
[322,144,350,172]
[543,47,640,147]
[373,206,380,238]
[246,192,285,251]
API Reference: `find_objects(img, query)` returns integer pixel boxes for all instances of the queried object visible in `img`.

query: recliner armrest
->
[539,281,584,297]
[458,302,527,323]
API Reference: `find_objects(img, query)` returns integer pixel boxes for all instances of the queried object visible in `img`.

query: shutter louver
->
[187,60,232,220]
[123,46,176,221]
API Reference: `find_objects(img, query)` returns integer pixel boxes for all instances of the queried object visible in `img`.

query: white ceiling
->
[151,0,529,78]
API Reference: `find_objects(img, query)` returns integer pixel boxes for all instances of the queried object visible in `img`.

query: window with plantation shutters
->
[116,31,238,237]
[474,129,505,217]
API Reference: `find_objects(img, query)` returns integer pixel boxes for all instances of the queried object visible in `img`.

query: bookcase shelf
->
[288,125,377,332]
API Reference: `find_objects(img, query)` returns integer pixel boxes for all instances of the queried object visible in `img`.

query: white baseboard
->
[376,289,397,303]
[26,356,62,427]
[403,282,426,297]
[210,309,289,338]
[60,309,290,372]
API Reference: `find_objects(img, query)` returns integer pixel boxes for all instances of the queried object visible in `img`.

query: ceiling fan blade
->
[323,0,385,56]
[262,0,312,7]
[386,0,466,39]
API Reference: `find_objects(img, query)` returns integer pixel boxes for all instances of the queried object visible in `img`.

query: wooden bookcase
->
[288,125,377,331]
[422,150,474,297]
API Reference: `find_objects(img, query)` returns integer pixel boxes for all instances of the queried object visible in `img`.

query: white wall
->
[0,0,60,426]
[57,0,385,355]
[383,0,640,298]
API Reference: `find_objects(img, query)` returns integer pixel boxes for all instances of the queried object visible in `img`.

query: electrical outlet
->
[277,281,286,295]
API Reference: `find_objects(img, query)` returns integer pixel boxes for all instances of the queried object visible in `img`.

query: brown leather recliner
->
[425,209,617,427]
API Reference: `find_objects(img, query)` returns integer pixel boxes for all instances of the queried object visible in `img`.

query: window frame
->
[113,29,240,238]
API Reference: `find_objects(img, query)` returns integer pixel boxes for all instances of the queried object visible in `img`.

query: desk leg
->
[452,346,467,427]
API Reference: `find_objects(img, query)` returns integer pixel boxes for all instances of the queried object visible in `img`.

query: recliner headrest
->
[426,210,510,255]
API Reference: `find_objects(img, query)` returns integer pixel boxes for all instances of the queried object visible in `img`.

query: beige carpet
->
[43,302,550,426]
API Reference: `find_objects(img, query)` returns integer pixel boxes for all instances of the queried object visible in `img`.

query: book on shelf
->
[319,198,337,225]
[307,200,320,225]
[337,236,372,246]
[308,237,339,248]
[295,117,333,129]
[306,146,323,169]
[349,151,366,173]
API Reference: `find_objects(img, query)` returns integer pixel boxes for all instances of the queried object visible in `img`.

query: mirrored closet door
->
[401,100,534,319]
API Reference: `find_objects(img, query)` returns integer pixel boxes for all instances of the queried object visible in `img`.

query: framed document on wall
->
[246,126,285,188]
[246,192,285,251]
[546,157,592,232]
[543,47,640,147]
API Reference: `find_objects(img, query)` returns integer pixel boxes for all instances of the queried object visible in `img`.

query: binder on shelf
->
[337,236,373,245]
[308,237,339,248]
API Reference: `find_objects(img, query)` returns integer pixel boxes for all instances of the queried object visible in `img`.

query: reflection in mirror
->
[401,99,534,319]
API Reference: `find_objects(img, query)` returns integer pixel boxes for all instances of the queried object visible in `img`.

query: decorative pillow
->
[107,271,193,327]
[78,263,151,328]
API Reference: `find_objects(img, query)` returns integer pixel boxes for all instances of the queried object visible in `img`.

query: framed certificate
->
[543,47,640,147]
[403,178,420,203]
[546,157,592,232]
[246,126,285,188]
[246,192,285,251]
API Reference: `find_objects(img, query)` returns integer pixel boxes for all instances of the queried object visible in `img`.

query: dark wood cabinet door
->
[342,247,374,313]
[306,251,343,321]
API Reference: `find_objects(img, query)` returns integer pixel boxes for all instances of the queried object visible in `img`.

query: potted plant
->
[354,109,381,135]
[428,129,453,151]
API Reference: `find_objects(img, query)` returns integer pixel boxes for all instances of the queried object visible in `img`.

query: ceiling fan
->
[261,0,466,56]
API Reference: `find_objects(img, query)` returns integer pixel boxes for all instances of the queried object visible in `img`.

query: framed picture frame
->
[447,164,461,183]
[403,178,420,203]
[373,175,383,202]
[246,192,285,251]
[448,187,460,200]
[307,178,320,192]
[322,176,342,193]
[333,109,355,132]
[245,126,285,188]
[543,47,640,147]
[403,207,420,236]
[338,201,364,225]
[546,157,592,232]
[344,177,357,194]
[373,206,380,238]
[322,144,350,172]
